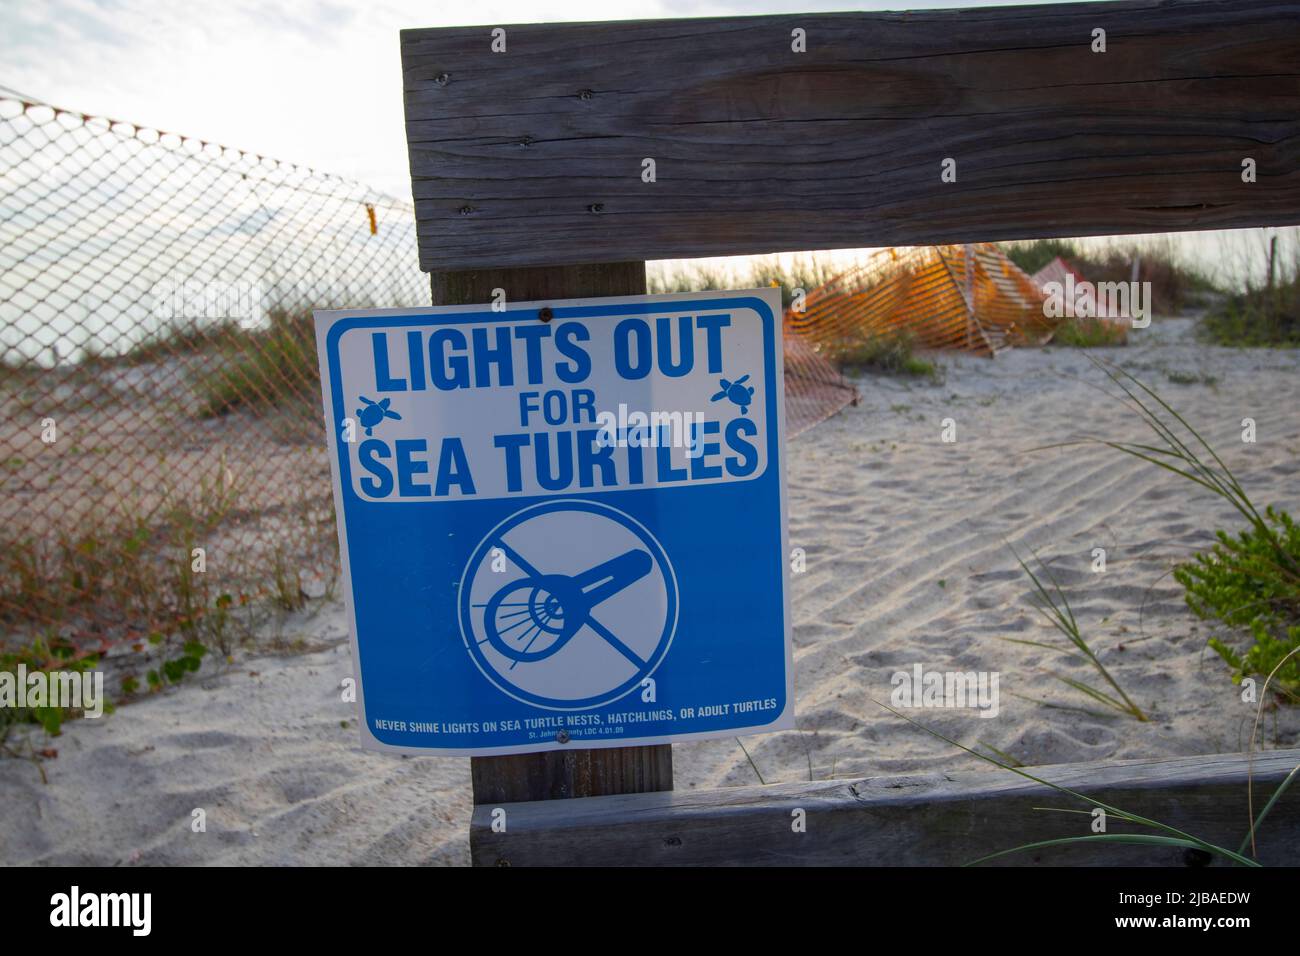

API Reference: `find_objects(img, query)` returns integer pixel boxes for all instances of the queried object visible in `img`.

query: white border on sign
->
[314,288,795,757]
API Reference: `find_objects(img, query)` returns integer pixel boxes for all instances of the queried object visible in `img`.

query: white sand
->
[3,316,1298,865]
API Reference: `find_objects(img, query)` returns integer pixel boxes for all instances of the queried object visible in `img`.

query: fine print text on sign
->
[314,289,794,755]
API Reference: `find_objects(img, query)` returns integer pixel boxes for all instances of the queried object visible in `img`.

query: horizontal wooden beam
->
[402,0,1300,271]
[470,748,1300,866]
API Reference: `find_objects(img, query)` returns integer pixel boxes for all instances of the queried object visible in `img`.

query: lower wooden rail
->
[470,749,1300,866]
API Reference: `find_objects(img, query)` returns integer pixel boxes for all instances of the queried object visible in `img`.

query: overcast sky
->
[1,0,1073,197]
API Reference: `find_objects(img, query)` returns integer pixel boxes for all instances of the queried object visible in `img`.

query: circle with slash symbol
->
[458,499,678,710]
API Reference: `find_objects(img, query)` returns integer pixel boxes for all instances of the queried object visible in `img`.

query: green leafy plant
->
[1210,627,1300,702]
[0,635,101,737]
[145,636,207,690]
[1177,507,1300,700]
[1006,546,1148,721]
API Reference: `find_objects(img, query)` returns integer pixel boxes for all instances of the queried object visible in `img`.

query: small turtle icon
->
[355,395,401,436]
[710,374,755,415]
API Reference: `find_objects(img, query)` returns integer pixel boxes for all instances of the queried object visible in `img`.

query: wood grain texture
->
[470,749,1300,866]
[430,261,674,823]
[402,0,1300,270]
[429,261,647,304]
[470,744,674,806]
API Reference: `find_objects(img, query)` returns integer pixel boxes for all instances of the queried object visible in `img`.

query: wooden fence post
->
[429,262,674,812]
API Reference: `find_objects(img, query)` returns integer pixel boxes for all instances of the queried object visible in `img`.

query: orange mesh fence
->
[783,309,859,436]
[0,91,428,659]
[789,243,1055,357]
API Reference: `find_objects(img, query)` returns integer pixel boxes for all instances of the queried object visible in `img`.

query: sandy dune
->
[3,316,1297,866]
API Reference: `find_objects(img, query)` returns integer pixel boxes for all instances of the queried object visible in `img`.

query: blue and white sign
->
[314,289,793,755]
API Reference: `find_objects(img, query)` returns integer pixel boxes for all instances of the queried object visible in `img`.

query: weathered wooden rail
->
[403,0,1300,271]
[471,749,1300,866]
[399,0,1300,865]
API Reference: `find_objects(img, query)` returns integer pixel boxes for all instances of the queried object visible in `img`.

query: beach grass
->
[81,319,242,368]
[1199,252,1300,347]
[1041,358,1300,701]
[196,309,319,418]
[879,699,1296,866]
[0,456,328,732]
[821,331,941,381]
[649,253,842,310]
[1051,316,1129,348]
[1165,368,1218,386]
[1005,546,1148,721]
[1000,238,1082,276]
